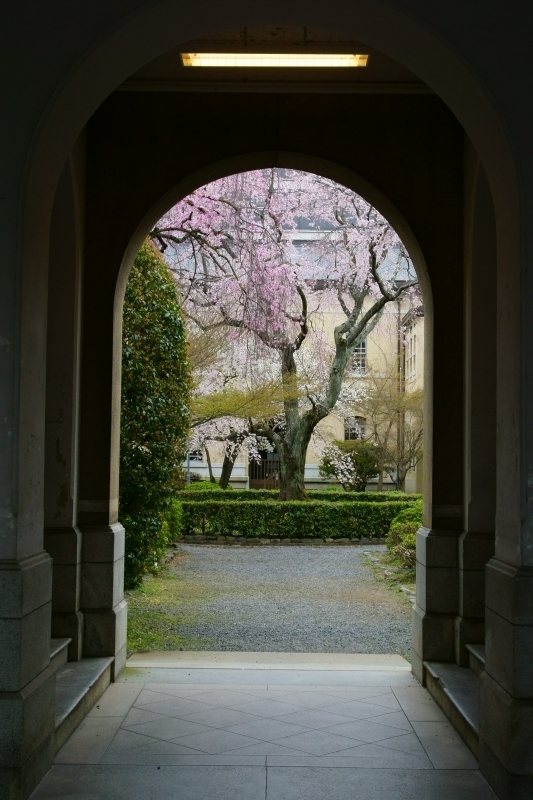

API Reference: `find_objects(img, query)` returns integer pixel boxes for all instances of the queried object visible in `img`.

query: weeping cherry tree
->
[151,169,417,500]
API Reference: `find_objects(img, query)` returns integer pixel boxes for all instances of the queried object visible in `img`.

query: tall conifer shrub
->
[120,240,190,588]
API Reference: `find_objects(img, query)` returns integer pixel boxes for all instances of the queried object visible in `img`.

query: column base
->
[479,670,533,775]
[479,739,533,800]
[0,552,53,692]
[51,611,84,661]
[80,523,127,675]
[412,604,455,680]
[44,527,83,661]
[84,599,127,676]
[0,663,56,800]
[454,615,485,665]
[0,732,55,800]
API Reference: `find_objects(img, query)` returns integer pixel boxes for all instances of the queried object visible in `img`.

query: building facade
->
[186,296,424,492]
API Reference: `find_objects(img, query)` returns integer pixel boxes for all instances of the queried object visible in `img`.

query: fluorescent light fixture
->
[181,53,369,68]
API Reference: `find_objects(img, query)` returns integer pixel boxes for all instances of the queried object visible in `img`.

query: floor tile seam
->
[390,686,443,724]
[262,733,373,754]
[249,714,410,729]
[123,719,414,746]
[97,725,206,759]
[166,733,272,754]
[307,706,409,721]
[121,723,212,738]
[263,747,433,760]
[265,686,395,697]
[278,701,403,713]
[155,739,252,756]
[89,686,144,718]
[134,698,234,712]
[355,699,403,711]
[96,724,151,763]
[353,737,434,760]
[263,756,436,768]
[165,729,366,756]
[100,756,269,766]
[122,718,316,739]
[121,729,228,753]
[123,709,268,729]
[316,722,411,740]
[340,717,414,732]
[416,741,481,772]
[221,701,407,717]
[221,714,413,734]
[141,685,273,693]
[109,733,266,757]
[215,722,316,737]
[225,743,326,757]
[397,724,458,771]
[233,720,404,742]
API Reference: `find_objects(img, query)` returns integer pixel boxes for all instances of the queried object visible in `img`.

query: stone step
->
[423,660,480,758]
[54,657,114,753]
[50,638,71,672]
[466,643,486,676]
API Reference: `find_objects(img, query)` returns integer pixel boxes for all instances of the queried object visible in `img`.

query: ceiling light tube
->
[181,53,369,68]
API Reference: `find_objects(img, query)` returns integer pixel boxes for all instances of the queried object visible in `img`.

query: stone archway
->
[2,5,529,799]
[76,82,462,686]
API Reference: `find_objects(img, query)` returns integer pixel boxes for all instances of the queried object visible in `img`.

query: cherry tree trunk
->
[220,440,242,489]
[278,446,307,500]
[277,416,316,500]
[219,454,235,489]
[204,446,216,483]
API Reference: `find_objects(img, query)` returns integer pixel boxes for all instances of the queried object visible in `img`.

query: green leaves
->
[120,241,191,588]
[176,489,421,503]
[179,499,415,540]
[386,501,422,567]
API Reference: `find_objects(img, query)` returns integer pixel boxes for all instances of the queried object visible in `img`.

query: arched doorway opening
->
[116,162,428,657]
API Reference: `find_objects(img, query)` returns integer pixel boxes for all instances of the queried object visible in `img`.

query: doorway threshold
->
[126,652,411,671]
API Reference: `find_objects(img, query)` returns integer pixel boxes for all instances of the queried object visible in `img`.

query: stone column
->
[411,170,464,682]
[43,153,84,661]
[477,185,533,796]
[455,158,496,664]
[0,553,54,799]
[77,175,127,677]
[0,101,56,800]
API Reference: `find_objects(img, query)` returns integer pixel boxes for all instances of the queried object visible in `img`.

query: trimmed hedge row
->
[177,489,421,504]
[180,500,415,540]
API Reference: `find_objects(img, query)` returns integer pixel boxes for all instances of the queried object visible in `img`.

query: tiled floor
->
[31,657,497,799]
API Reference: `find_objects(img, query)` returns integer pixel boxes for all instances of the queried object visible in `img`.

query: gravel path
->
[170,545,412,657]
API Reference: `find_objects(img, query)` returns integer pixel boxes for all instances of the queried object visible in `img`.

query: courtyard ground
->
[127,544,413,658]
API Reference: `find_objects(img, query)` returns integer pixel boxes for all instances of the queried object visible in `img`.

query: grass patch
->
[364,550,415,598]
[126,550,216,655]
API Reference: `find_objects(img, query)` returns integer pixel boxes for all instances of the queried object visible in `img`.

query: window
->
[187,450,203,462]
[351,340,367,373]
[344,416,366,440]
[405,328,417,379]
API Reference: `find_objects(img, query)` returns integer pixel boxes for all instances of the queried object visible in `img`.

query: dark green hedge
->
[386,501,422,567]
[180,500,415,540]
[177,489,421,504]
[120,241,191,589]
